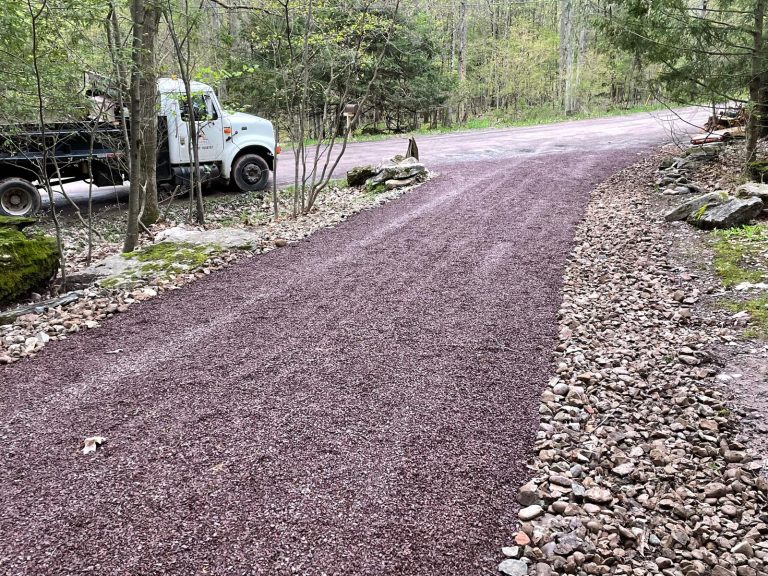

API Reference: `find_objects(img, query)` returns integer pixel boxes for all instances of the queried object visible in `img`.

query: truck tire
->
[231,154,270,192]
[0,178,41,217]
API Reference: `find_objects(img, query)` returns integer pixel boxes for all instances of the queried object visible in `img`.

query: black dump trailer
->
[0,122,126,216]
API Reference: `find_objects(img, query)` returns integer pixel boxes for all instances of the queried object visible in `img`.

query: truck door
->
[178,92,225,164]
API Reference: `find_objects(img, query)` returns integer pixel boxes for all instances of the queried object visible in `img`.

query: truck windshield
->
[180,94,218,122]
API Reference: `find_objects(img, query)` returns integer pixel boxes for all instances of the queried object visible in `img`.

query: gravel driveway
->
[51,107,703,207]
[0,114,695,574]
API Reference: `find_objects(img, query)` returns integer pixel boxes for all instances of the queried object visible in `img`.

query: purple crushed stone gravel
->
[0,149,643,575]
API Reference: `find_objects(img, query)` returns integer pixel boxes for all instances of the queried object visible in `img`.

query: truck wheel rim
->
[243,163,263,184]
[1,187,33,216]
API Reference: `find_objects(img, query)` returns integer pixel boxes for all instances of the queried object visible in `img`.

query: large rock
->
[0,291,80,325]
[346,165,378,187]
[691,197,764,230]
[67,253,141,289]
[0,216,38,230]
[70,235,226,290]
[658,157,677,170]
[683,146,721,164]
[154,226,261,249]
[664,192,727,222]
[735,182,768,202]
[367,156,427,186]
[0,217,59,306]
[384,175,419,190]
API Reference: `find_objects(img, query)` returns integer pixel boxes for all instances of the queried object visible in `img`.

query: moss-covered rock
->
[346,165,378,187]
[0,223,59,306]
[0,216,38,231]
[365,181,387,195]
[123,241,215,269]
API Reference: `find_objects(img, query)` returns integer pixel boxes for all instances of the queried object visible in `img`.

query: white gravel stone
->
[498,559,528,576]
[518,504,543,521]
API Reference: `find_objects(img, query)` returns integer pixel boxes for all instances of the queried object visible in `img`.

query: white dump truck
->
[0,78,277,217]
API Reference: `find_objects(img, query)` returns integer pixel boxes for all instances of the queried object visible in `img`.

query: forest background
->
[1,0,766,250]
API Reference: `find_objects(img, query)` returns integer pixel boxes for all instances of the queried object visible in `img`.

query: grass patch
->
[722,296,768,339]
[710,224,767,287]
[711,225,768,339]
[712,224,767,242]
[712,240,764,286]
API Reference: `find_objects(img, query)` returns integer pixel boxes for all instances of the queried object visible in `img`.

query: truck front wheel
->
[0,178,41,217]
[231,154,270,192]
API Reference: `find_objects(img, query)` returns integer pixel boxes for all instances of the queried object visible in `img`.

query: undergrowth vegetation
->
[722,297,768,339]
[711,224,767,287]
[711,224,768,339]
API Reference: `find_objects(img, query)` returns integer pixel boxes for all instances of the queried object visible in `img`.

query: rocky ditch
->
[656,147,721,196]
[498,153,768,576]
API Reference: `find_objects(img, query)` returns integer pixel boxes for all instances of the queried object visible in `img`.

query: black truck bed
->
[0,122,124,159]
[0,122,125,184]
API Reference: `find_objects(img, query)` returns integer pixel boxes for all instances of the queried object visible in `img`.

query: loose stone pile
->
[498,154,768,576]
[659,148,766,229]
[656,147,720,195]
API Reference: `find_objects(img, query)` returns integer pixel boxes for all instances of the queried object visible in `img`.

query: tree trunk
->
[572,24,588,113]
[457,0,467,123]
[560,0,584,115]
[107,3,130,173]
[123,0,145,253]
[747,0,765,164]
[140,2,160,226]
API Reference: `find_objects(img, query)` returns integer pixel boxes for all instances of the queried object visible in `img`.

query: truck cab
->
[157,79,276,192]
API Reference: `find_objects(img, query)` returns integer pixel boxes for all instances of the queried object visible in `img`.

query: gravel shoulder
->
[499,149,768,576]
[0,149,644,575]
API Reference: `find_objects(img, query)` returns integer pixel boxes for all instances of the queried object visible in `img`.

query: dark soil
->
[0,149,644,575]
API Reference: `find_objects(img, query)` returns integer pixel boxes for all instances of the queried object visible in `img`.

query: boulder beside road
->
[346,155,428,192]
[691,196,764,230]
[346,165,378,187]
[0,216,59,306]
[664,191,727,222]
[736,182,768,202]
[367,156,427,187]
[664,190,764,230]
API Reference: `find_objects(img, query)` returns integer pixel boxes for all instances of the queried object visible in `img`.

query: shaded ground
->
[0,146,653,574]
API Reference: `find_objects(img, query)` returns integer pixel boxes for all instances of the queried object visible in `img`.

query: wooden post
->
[272,128,279,221]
